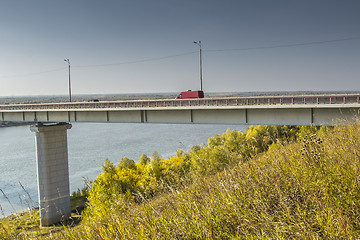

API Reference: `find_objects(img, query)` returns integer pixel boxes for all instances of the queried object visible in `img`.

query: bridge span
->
[1,93,360,126]
[2,93,360,226]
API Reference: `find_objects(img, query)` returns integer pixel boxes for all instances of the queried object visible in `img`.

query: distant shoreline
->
[0,122,33,128]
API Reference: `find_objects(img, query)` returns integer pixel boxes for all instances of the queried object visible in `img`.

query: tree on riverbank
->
[82,125,302,222]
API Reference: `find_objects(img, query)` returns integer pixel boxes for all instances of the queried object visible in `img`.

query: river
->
[0,122,247,217]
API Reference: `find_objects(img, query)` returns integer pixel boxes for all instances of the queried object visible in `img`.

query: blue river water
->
[0,122,247,217]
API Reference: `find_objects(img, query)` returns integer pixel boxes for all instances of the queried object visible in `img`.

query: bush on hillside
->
[82,125,300,223]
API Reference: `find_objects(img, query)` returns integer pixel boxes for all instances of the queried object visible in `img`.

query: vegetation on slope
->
[81,125,298,222]
[2,124,360,239]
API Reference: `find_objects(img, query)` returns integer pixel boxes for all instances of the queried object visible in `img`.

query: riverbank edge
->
[0,122,33,128]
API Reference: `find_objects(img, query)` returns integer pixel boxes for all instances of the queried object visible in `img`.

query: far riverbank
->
[0,122,33,128]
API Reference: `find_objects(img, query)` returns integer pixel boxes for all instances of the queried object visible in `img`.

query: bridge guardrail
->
[0,94,360,111]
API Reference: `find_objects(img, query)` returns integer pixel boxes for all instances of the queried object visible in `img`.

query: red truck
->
[176,90,204,99]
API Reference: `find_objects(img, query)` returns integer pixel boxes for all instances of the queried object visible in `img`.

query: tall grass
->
[62,124,360,239]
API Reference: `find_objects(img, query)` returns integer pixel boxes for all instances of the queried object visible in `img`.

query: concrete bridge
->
[2,94,360,125]
[1,93,360,226]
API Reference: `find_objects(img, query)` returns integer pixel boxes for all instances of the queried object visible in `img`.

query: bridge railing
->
[0,94,359,111]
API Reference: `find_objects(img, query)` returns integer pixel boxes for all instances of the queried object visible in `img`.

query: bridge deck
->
[0,94,359,111]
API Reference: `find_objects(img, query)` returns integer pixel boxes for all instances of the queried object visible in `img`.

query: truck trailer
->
[176,90,204,99]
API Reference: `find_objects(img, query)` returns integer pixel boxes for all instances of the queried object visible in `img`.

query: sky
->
[1,0,360,97]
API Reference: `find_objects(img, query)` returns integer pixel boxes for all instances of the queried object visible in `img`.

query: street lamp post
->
[193,41,203,91]
[64,59,72,102]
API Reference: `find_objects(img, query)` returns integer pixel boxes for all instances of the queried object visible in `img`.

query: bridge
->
[1,93,360,226]
[2,94,360,125]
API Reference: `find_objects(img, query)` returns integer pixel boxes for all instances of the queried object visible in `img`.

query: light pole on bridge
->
[64,59,72,102]
[193,41,203,91]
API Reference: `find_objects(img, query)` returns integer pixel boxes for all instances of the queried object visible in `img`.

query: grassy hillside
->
[1,124,360,239]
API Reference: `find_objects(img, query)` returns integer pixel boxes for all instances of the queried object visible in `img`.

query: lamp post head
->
[193,41,201,47]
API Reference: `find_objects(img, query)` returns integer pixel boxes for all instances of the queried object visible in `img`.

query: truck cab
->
[176,90,204,99]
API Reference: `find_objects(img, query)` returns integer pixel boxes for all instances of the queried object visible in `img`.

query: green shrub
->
[80,125,300,227]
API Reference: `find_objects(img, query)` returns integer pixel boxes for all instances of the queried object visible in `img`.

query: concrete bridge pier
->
[30,122,72,226]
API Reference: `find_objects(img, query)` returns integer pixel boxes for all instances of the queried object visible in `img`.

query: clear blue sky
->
[1,0,359,96]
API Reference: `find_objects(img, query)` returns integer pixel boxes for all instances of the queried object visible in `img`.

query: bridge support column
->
[30,122,72,226]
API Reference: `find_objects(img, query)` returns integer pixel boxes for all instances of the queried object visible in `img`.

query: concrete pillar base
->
[31,122,72,226]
